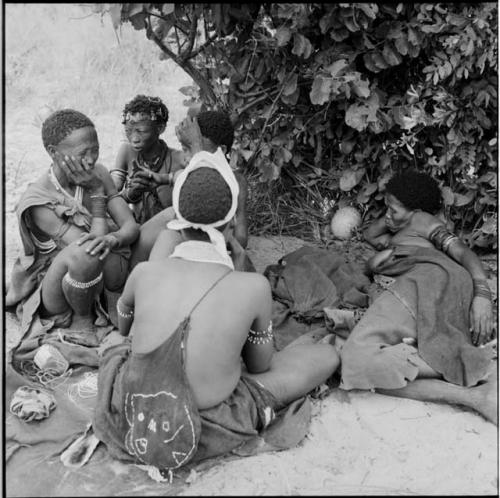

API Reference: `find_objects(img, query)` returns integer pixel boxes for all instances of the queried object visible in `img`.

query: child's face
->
[384,193,413,232]
[124,112,161,152]
[52,126,99,169]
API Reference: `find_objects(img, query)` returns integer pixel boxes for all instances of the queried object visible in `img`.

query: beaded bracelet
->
[90,195,107,218]
[473,279,492,301]
[117,298,134,319]
[246,320,273,345]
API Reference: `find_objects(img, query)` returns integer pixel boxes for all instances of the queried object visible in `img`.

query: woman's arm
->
[408,211,493,345]
[241,276,274,374]
[109,143,130,191]
[149,226,183,261]
[234,171,249,249]
[116,263,142,336]
[97,164,140,247]
[363,217,393,249]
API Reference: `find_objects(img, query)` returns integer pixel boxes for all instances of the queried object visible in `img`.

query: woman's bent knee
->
[64,242,103,279]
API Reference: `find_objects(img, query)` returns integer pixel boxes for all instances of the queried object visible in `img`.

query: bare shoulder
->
[230,271,271,295]
[170,147,187,170]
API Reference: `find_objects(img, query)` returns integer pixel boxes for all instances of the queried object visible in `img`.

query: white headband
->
[167,148,239,261]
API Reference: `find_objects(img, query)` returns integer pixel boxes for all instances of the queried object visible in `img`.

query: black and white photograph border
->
[3,3,498,496]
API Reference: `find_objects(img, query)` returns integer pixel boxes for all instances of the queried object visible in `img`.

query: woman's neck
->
[181,228,210,242]
[140,139,165,161]
[50,163,74,195]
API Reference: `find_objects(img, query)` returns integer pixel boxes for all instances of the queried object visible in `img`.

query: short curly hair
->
[178,167,233,225]
[386,170,442,214]
[197,111,234,150]
[122,95,169,125]
[41,109,95,150]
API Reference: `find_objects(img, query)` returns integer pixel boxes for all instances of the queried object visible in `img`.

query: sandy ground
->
[4,5,498,495]
[4,234,498,496]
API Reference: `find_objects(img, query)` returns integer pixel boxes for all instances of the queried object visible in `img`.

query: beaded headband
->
[121,97,168,124]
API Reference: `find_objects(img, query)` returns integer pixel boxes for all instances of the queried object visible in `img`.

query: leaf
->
[276,27,292,47]
[162,4,175,15]
[340,140,355,154]
[326,59,348,77]
[356,3,378,19]
[310,76,332,106]
[127,3,145,17]
[351,78,370,98]
[363,53,381,73]
[382,43,402,66]
[292,34,313,59]
[129,12,147,30]
[240,149,254,161]
[441,187,454,206]
[340,168,365,191]
[480,216,497,235]
[394,35,409,56]
[345,96,379,131]
[283,73,298,96]
[454,192,474,207]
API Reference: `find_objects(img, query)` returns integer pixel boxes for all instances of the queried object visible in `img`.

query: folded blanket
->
[265,246,371,323]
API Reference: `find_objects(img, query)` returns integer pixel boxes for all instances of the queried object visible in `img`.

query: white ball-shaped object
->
[330,206,362,240]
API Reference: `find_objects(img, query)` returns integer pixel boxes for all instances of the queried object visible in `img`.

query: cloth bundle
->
[10,385,56,422]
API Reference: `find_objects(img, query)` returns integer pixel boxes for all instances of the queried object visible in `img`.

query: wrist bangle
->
[473,279,492,300]
[90,196,107,218]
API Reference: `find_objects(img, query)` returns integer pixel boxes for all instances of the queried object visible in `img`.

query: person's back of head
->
[197,111,234,154]
[41,109,95,151]
[178,166,233,229]
[385,169,442,214]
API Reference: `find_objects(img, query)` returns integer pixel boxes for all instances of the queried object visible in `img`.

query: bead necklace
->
[49,166,84,204]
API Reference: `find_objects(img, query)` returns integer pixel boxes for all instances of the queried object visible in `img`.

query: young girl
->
[110,95,185,224]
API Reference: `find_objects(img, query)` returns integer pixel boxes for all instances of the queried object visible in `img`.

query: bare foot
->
[470,373,498,425]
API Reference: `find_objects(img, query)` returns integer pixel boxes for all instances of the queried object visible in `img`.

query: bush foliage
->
[92,3,498,248]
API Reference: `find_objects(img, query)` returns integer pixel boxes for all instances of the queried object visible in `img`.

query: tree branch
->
[146,14,217,105]
[181,12,199,59]
[184,33,218,61]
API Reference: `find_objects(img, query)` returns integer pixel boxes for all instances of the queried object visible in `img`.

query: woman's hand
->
[470,296,494,346]
[55,152,104,193]
[175,117,204,158]
[366,248,394,273]
[77,233,119,260]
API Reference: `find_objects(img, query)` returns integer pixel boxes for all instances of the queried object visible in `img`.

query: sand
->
[5,235,498,496]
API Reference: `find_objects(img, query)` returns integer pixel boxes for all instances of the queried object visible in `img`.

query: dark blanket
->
[351,245,493,387]
[264,246,371,324]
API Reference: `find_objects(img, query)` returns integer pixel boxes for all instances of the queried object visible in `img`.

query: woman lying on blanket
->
[340,169,497,424]
[7,109,139,346]
[93,149,339,475]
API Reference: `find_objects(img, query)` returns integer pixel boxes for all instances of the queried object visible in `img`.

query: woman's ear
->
[157,123,166,135]
[46,145,57,159]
